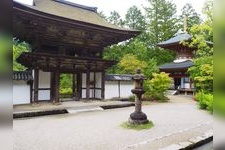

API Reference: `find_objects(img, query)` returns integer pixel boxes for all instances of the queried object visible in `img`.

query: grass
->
[121,121,154,130]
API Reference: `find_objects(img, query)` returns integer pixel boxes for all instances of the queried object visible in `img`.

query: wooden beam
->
[101,71,105,99]
[33,69,39,104]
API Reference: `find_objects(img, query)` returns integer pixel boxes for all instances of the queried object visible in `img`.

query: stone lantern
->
[129,69,149,124]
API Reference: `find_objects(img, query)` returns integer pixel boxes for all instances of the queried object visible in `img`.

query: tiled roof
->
[157,33,191,46]
[159,60,193,70]
[14,0,139,32]
[105,74,133,81]
[157,32,213,47]
[13,71,33,81]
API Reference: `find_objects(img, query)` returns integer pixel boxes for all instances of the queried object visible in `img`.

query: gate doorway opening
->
[60,73,82,101]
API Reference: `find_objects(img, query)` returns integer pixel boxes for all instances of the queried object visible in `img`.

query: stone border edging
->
[160,130,213,150]
[121,121,213,150]
[13,109,68,119]
[100,103,135,109]
[13,103,135,119]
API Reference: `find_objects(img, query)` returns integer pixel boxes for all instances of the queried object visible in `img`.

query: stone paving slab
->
[14,100,134,112]
[13,100,134,118]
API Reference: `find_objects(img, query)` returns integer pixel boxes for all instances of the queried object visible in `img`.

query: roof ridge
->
[54,0,97,12]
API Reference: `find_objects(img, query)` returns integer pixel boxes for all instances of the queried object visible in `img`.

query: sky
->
[66,0,205,18]
[15,0,205,18]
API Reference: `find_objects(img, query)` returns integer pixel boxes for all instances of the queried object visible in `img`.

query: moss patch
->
[121,121,154,130]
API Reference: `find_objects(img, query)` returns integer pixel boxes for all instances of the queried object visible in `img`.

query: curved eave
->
[157,39,192,50]
[159,61,194,71]
[13,1,140,37]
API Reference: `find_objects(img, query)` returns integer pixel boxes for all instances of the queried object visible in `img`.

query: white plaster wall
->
[13,81,30,105]
[82,73,86,88]
[105,81,118,99]
[95,89,101,99]
[180,77,191,89]
[38,70,50,100]
[120,81,134,98]
[82,90,86,99]
[184,83,190,89]
[38,90,51,100]
[82,73,86,98]
[95,72,102,98]
[81,72,102,99]
[95,72,102,88]
[181,78,184,88]
[105,81,133,99]
[39,70,50,88]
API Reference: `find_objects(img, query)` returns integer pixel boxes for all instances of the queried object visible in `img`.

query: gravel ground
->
[13,95,213,150]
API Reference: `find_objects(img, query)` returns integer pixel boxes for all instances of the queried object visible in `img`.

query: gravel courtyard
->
[13,95,213,150]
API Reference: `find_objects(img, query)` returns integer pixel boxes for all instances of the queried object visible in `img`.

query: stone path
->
[13,95,213,150]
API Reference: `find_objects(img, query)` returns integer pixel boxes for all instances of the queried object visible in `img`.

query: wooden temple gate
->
[13,0,140,104]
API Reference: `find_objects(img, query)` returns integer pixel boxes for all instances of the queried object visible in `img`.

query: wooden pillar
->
[77,73,82,99]
[50,72,55,102]
[101,71,105,99]
[54,71,60,104]
[72,74,76,97]
[118,80,121,98]
[33,69,39,104]
[30,80,33,104]
[86,69,90,100]
[93,72,96,99]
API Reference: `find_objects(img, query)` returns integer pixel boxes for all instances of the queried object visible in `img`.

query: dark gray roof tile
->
[13,71,33,81]
[159,60,193,70]
[105,74,132,81]
[157,33,191,46]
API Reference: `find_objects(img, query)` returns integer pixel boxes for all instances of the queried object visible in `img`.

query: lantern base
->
[129,112,149,124]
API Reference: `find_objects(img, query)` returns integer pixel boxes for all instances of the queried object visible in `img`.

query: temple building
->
[13,0,140,104]
[157,31,195,94]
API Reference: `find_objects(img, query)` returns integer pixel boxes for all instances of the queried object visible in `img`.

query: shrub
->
[60,88,72,95]
[128,95,135,102]
[195,91,213,113]
[144,72,172,101]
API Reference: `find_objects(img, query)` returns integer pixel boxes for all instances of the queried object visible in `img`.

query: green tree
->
[178,3,201,32]
[125,6,146,30]
[187,0,213,87]
[118,54,147,74]
[60,74,73,95]
[104,39,149,74]
[13,39,30,71]
[143,0,177,66]
[202,0,213,26]
[188,56,213,93]
[107,11,124,27]
[145,0,178,46]
[143,58,159,79]
[186,0,213,113]
[98,11,107,21]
